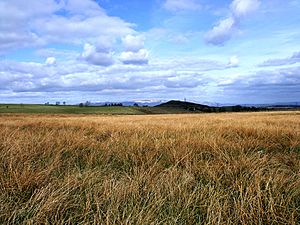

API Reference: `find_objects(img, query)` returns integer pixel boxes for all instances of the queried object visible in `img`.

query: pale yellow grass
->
[0,112,300,224]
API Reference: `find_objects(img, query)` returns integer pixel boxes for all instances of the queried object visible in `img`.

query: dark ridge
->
[155,100,211,111]
[156,100,208,108]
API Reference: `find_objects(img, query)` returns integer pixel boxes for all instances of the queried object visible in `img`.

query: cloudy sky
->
[1,0,300,104]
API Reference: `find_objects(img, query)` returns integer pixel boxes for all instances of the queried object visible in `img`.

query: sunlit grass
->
[0,112,300,224]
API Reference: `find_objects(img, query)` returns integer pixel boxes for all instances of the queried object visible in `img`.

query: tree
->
[219,107,226,112]
[233,105,242,112]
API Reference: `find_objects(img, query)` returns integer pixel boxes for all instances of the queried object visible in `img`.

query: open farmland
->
[0,104,193,115]
[0,112,300,224]
[0,105,145,115]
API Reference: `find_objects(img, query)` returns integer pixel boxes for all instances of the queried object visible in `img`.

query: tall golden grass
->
[0,112,300,224]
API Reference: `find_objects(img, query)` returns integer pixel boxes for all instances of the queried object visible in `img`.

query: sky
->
[0,0,300,104]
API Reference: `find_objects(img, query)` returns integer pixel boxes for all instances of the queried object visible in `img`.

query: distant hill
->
[91,100,165,107]
[155,100,211,112]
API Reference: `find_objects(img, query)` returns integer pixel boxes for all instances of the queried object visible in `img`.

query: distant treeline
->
[78,102,142,107]
[183,105,261,113]
[79,103,127,107]
[42,100,298,113]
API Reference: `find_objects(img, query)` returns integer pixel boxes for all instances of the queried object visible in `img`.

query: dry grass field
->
[0,112,300,224]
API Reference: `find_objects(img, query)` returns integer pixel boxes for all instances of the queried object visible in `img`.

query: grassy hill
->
[0,101,265,115]
[0,104,145,115]
[0,103,203,115]
[156,100,209,108]
[156,100,213,112]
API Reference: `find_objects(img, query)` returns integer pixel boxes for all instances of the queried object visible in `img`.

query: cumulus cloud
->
[63,0,105,16]
[120,35,149,65]
[0,55,236,96]
[164,0,201,12]
[35,48,78,60]
[80,43,114,66]
[33,14,133,45]
[259,51,300,67]
[231,0,260,18]
[122,35,145,52]
[45,57,56,66]
[205,17,237,46]
[205,0,261,45]
[150,57,238,72]
[0,0,60,53]
[120,49,149,65]
[4,55,299,104]
[163,74,204,88]
[218,66,300,103]
[0,0,134,53]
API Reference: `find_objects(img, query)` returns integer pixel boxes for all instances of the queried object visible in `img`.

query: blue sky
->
[0,0,300,104]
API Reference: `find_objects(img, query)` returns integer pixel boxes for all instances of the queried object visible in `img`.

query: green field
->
[0,104,188,115]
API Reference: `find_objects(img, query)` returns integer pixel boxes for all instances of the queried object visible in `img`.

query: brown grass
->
[0,112,300,224]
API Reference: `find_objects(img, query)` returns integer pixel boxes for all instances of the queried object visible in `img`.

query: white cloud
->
[45,57,56,66]
[122,35,145,52]
[218,66,300,103]
[205,0,261,45]
[63,0,105,16]
[0,32,42,54]
[81,43,114,66]
[163,73,204,88]
[164,0,201,12]
[228,55,239,67]
[120,49,149,65]
[35,48,78,59]
[0,56,234,96]
[259,51,300,67]
[231,0,260,18]
[205,17,236,46]
[0,0,134,53]
[120,35,149,65]
[33,14,134,45]
[95,36,114,52]
[5,55,298,104]
[0,0,60,53]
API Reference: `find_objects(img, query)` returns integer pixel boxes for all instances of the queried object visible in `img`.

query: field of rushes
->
[0,112,300,224]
